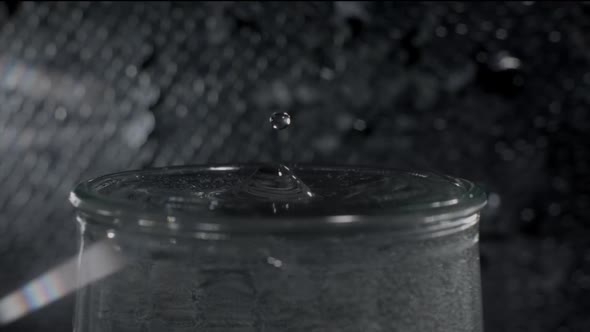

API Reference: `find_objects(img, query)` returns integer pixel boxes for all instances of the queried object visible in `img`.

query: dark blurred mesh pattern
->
[0,2,589,331]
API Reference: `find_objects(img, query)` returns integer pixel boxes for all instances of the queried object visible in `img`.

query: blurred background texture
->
[1,1,590,331]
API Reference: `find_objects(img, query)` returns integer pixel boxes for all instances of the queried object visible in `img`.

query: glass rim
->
[70,163,487,235]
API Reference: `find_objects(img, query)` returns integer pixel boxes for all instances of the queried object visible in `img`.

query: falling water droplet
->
[269,112,291,130]
[227,112,314,212]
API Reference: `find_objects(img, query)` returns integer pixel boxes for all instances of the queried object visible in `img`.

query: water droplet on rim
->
[269,112,291,130]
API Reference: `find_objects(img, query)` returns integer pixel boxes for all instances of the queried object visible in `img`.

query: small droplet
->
[495,28,508,40]
[433,118,447,130]
[435,26,447,37]
[266,256,283,268]
[520,208,535,221]
[54,107,68,121]
[320,67,335,80]
[490,52,522,71]
[269,112,291,130]
[548,203,562,216]
[455,23,468,35]
[353,119,367,131]
[125,65,138,78]
[488,193,501,209]
[548,30,561,43]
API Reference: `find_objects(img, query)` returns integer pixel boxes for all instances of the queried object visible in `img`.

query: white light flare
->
[0,240,127,325]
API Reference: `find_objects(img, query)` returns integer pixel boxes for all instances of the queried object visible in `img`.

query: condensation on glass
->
[70,164,487,332]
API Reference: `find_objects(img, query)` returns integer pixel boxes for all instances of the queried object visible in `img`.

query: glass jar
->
[70,164,486,332]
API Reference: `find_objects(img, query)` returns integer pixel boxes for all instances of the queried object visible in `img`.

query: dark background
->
[1,1,589,331]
